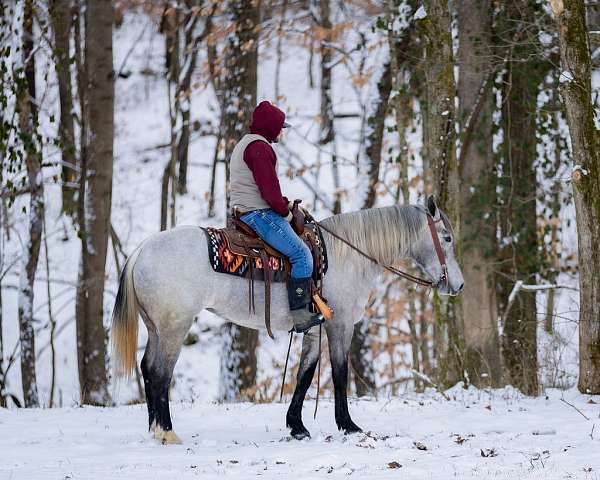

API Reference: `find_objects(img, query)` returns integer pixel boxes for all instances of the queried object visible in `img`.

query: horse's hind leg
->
[143,315,191,445]
[150,346,182,445]
[141,329,158,432]
[286,328,321,439]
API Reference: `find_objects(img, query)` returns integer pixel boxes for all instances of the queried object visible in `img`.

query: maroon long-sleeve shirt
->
[242,101,290,216]
[243,141,289,216]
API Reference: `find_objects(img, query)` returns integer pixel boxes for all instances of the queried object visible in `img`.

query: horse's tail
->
[111,244,144,379]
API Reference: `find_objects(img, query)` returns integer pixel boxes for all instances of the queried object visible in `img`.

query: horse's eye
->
[444,236,452,243]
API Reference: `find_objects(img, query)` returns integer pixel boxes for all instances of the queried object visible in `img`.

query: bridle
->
[424,213,449,288]
[312,210,449,290]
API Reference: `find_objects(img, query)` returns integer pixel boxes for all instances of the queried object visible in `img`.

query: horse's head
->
[412,196,464,296]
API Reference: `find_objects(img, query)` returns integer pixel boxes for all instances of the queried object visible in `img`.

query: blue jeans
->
[241,209,313,278]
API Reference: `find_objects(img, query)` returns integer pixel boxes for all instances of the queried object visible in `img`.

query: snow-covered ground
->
[1,386,599,479]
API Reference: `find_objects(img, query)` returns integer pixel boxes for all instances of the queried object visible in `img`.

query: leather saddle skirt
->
[201,222,327,284]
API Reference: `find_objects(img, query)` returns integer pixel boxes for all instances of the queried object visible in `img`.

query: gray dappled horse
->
[111,197,464,444]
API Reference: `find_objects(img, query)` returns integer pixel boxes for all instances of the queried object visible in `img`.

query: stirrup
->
[292,313,324,334]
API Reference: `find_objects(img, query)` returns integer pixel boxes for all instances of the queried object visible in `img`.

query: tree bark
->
[360,62,391,209]
[457,0,501,387]
[75,0,113,405]
[317,0,341,213]
[387,0,416,204]
[497,0,542,396]
[50,0,77,215]
[419,0,465,388]
[17,0,42,407]
[349,5,420,394]
[551,0,600,394]
[176,1,215,194]
[218,0,260,402]
[349,61,391,396]
[161,4,180,230]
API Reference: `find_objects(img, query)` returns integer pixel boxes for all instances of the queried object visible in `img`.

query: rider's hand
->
[286,200,299,222]
[299,206,310,216]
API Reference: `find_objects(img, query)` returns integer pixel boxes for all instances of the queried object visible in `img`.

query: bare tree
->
[551,0,600,394]
[160,4,179,230]
[349,2,421,395]
[349,60,390,396]
[177,1,215,193]
[457,0,501,387]
[50,0,77,215]
[17,0,42,407]
[159,1,216,225]
[218,0,260,402]
[75,0,113,405]
[317,0,341,213]
[497,0,544,396]
[419,0,465,388]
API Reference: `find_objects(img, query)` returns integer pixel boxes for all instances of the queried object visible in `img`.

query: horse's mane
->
[320,205,427,269]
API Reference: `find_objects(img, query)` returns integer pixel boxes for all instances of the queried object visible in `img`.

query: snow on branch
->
[503,280,578,324]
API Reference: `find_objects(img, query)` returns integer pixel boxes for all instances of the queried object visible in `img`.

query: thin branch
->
[410,369,450,401]
[560,396,590,420]
[503,281,578,325]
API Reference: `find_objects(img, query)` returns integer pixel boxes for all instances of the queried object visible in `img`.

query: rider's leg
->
[240,209,324,333]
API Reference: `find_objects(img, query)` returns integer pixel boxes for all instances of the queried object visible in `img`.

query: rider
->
[230,101,324,334]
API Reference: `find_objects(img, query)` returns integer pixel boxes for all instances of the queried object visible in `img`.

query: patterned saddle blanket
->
[202,223,327,284]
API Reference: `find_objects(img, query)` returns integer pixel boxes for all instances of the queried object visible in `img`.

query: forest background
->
[1,0,599,412]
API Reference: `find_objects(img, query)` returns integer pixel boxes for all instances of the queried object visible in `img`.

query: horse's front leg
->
[326,319,362,434]
[286,328,320,439]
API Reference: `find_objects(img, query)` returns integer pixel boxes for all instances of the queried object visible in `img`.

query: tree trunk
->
[162,5,180,230]
[317,0,340,213]
[349,5,420,394]
[387,0,416,204]
[497,0,542,396]
[75,0,113,406]
[176,2,215,194]
[419,0,465,388]
[176,1,194,195]
[218,0,260,402]
[551,0,600,394]
[457,0,501,387]
[17,0,42,407]
[360,62,391,209]
[349,60,391,395]
[50,0,77,215]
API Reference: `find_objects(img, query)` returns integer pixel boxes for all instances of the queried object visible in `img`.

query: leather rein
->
[312,212,448,289]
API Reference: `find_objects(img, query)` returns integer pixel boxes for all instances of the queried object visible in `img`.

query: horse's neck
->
[320,205,422,273]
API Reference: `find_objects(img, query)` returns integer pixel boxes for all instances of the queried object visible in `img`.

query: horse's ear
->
[427,195,438,217]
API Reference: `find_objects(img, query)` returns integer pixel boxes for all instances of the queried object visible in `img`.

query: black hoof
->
[290,425,311,440]
[287,413,311,440]
[339,420,362,435]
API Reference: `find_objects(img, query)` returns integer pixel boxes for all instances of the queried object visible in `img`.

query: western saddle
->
[217,208,331,339]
